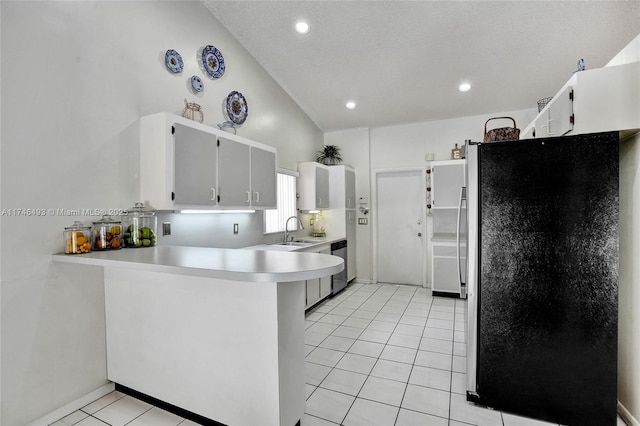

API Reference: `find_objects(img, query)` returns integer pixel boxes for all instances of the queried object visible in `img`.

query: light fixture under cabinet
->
[180,210,255,214]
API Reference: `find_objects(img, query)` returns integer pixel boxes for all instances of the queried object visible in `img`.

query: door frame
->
[372,167,428,287]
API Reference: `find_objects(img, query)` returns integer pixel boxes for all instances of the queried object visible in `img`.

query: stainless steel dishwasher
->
[330,240,348,295]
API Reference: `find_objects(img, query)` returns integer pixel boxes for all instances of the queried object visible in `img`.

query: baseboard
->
[27,382,115,426]
[353,278,374,284]
[619,400,639,426]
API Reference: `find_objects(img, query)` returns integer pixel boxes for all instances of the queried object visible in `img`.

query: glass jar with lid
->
[123,202,157,248]
[63,221,92,254]
[92,215,123,250]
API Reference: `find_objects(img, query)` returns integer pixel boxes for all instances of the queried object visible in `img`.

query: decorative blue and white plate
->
[225,91,248,125]
[202,45,225,79]
[191,75,204,92]
[165,49,184,73]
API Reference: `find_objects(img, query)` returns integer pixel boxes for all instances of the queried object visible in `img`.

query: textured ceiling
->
[203,1,640,132]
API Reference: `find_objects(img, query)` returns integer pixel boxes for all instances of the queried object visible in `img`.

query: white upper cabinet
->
[140,113,276,210]
[298,162,331,211]
[431,160,466,209]
[533,86,574,138]
[522,62,640,138]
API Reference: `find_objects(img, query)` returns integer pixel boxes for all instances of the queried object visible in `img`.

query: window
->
[264,170,298,234]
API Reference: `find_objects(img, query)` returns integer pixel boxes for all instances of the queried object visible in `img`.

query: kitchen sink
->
[273,241,313,246]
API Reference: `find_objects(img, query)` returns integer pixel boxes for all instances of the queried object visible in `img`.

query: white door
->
[376,170,425,286]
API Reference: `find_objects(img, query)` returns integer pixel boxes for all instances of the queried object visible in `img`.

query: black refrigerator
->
[465,132,619,426]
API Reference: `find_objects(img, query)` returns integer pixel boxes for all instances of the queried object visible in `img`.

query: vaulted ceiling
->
[204,1,640,132]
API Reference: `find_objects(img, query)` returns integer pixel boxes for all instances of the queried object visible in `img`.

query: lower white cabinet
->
[346,211,356,282]
[303,245,332,309]
[306,278,321,307]
[431,242,465,296]
[319,247,332,299]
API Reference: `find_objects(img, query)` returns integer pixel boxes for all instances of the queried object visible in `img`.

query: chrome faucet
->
[284,215,305,242]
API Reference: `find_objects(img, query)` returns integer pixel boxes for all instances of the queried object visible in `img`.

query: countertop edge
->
[51,246,344,283]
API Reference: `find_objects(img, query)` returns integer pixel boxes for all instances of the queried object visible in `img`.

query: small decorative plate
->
[225,91,248,125]
[165,49,184,73]
[201,45,225,79]
[190,75,204,92]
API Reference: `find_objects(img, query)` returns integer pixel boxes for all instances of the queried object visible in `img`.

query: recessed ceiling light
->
[295,21,310,34]
[458,82,471,92]
[345,101,356,109]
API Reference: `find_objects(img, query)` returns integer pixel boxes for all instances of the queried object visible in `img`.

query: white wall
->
[619,131,640,425]
[0,1,321,424]
[325,108,537,283]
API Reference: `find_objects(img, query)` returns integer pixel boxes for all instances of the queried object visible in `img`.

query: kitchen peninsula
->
[53,246,343,426]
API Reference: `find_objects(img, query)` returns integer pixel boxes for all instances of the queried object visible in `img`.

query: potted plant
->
[316,145,343,165]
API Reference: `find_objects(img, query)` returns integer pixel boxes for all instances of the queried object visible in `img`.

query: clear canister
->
[123,202,157,248]
[63,221,92,254]
[92,215,123,250]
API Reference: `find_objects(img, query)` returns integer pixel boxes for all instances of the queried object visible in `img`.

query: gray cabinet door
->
[218,137,251,207]
[345,169,356,208]
[250,147,276,208]
[173,123,217,205]
[316,167,330,209]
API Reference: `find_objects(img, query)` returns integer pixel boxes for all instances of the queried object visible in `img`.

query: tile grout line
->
[308,284,465,424]
[306,283,387,423]
[337,283,407,425]
[393,289,427,425]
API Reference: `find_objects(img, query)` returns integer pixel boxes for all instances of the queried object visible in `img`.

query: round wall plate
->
[191,75,204,92]
[165,49,184,73]
[201,45,225,79]
[225,91,248,125]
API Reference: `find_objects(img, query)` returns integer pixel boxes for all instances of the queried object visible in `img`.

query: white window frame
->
[263,168,299,234]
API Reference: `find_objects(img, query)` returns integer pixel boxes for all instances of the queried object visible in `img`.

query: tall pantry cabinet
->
[326,165,357,283]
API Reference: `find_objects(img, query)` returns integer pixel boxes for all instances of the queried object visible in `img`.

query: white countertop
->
[52,245,343,283]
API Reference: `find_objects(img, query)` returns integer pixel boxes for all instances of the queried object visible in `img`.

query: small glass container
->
[63,221,92,254]
[92,215,123,250]
[313,212,326,237]
[123,202,157,248]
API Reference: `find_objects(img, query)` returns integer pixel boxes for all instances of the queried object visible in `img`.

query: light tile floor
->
[51,282,627,426]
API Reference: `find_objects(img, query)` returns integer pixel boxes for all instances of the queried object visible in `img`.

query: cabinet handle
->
[254,191,260,203]
[211,188,216,202]
[318,197,322,206]
[347,199,351,208]
[246,191,251,203]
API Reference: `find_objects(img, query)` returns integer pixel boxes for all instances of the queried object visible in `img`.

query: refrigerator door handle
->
[456,187,467,298]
